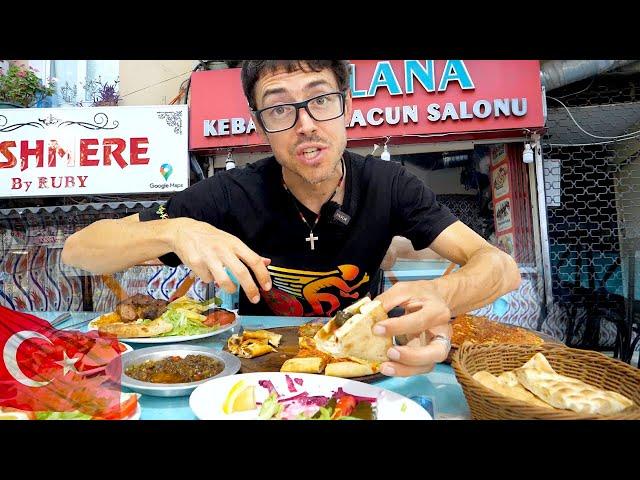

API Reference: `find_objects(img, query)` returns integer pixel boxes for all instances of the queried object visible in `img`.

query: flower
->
[0,64,56,107]
[91,78,120,107]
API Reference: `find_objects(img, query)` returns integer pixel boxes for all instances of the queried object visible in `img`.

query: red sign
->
[189,60,544,151]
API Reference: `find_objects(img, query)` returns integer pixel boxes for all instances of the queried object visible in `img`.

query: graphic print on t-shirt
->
[261,264,370,317]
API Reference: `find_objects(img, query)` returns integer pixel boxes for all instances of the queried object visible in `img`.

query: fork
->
[50,312,72,327]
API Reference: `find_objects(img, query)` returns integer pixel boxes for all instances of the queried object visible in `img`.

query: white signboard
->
[0,105,189,198]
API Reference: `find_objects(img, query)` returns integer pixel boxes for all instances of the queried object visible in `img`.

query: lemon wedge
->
[222,380,256,414]
[233,385,256,412]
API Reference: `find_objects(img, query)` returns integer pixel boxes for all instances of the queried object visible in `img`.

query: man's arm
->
[376,220,520,335]
[374,221,520,377]
[426,220,521,316]
[61,213,272,303]
[380,236,443,270]
[61,213,176,274]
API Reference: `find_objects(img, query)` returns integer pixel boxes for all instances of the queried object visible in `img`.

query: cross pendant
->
[305,232,318,250]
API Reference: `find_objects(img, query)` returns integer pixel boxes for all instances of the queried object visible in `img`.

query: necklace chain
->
[281,156,345,237]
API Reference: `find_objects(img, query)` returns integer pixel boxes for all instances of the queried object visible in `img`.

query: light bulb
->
[226,151,236,170]
[381,145,391,161]
[522,143,534,163]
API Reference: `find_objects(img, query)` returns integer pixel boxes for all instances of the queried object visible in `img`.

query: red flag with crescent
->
[0,305,132,419]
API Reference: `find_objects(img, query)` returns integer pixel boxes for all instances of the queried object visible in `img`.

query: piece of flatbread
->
[91,312,122,327]
[515,360,634,415]
[281,357,326,374]
[325,361,374,378]
[97,317,173,338]
[314,299,392,363]
[473,370,554,409]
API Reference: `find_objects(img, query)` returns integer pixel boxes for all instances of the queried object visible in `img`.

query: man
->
[62,60,521,377]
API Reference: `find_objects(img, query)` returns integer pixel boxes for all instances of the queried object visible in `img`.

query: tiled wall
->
[0,208,209,313]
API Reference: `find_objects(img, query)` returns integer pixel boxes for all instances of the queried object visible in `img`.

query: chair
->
[553,245,630,358]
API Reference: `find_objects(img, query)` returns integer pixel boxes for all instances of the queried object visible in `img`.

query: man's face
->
[252,66,353,185]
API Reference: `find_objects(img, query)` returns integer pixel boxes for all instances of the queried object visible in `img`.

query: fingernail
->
[252,295,260,304]
[264,281,272,291]
[373,325,386,336]
[387,348,400,361]
[381,365,396,376]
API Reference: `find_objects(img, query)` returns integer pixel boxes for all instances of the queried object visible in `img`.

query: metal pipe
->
[532,135,554,307]
[540,60,636,91]
[432,153,470,170]
[603,61,640,75]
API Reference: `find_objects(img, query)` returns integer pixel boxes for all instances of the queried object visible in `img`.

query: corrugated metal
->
[0,200,166,216]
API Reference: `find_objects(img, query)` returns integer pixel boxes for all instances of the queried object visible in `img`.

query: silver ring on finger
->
[429,334,452,355]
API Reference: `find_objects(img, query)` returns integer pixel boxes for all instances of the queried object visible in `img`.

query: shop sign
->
[189,60,545,150]
[0,105,189,198]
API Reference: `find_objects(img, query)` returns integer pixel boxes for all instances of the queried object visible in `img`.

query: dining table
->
[29,311,472,420]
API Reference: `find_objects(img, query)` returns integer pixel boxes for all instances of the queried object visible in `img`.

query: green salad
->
[158,296,224,337]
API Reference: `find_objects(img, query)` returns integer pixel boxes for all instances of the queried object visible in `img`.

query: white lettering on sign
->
[349,105,421,128]
[204,117,257,136]
[425,98,527,122]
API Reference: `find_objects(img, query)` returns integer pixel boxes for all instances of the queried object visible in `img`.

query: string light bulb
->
[381,144,391,161]
[225,150,236,170]
[522,143,534,164]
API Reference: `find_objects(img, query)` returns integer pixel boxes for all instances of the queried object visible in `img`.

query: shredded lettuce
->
[36,411,93,420]
[311,407,333,420]
[258,393,282,420]
[157,308,217,337]
[168,296,221,312]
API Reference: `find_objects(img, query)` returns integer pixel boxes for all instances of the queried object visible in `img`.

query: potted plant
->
[0,63,56,108]
[92,78,120,106]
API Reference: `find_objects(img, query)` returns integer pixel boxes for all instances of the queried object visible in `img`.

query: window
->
[34,60,119,107]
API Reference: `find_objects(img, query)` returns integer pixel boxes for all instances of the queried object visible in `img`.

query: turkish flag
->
[0,305,124,418]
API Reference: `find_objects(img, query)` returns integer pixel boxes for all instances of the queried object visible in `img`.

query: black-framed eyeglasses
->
[252,91,346,133]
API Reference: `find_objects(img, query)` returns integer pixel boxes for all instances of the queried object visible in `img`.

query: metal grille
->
[549,73,640,107]
[541,95,640,359]
[438,194,486,238]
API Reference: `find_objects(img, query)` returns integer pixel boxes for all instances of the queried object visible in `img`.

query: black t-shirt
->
[139,150,458,316]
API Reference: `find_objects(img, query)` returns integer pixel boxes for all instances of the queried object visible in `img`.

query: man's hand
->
[372,280,452,376]
[171,218,272,304]
[379,323,452,377]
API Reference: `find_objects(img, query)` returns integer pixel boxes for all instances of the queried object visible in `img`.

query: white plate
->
[189,372,432,420]
[125,404,142,420]
[89,313,238,344]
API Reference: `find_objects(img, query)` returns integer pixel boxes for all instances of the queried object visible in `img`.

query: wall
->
[403,164,470,195]
[118,60,196,106]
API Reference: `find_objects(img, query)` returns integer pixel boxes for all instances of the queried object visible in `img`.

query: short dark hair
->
[241,60,351,110]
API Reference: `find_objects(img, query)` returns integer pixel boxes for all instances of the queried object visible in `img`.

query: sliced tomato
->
[93,394,138,420]
[204,310,235,327]
[333,395,357,418]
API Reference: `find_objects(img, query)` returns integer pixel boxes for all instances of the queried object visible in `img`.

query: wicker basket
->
[452,343,640,420]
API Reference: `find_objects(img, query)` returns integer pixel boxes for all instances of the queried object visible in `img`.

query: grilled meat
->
[115,294,168,323]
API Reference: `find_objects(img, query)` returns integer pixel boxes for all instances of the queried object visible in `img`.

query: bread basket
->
[452,343,640,420]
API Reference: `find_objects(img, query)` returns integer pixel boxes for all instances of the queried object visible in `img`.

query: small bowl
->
[109,344,241,397]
